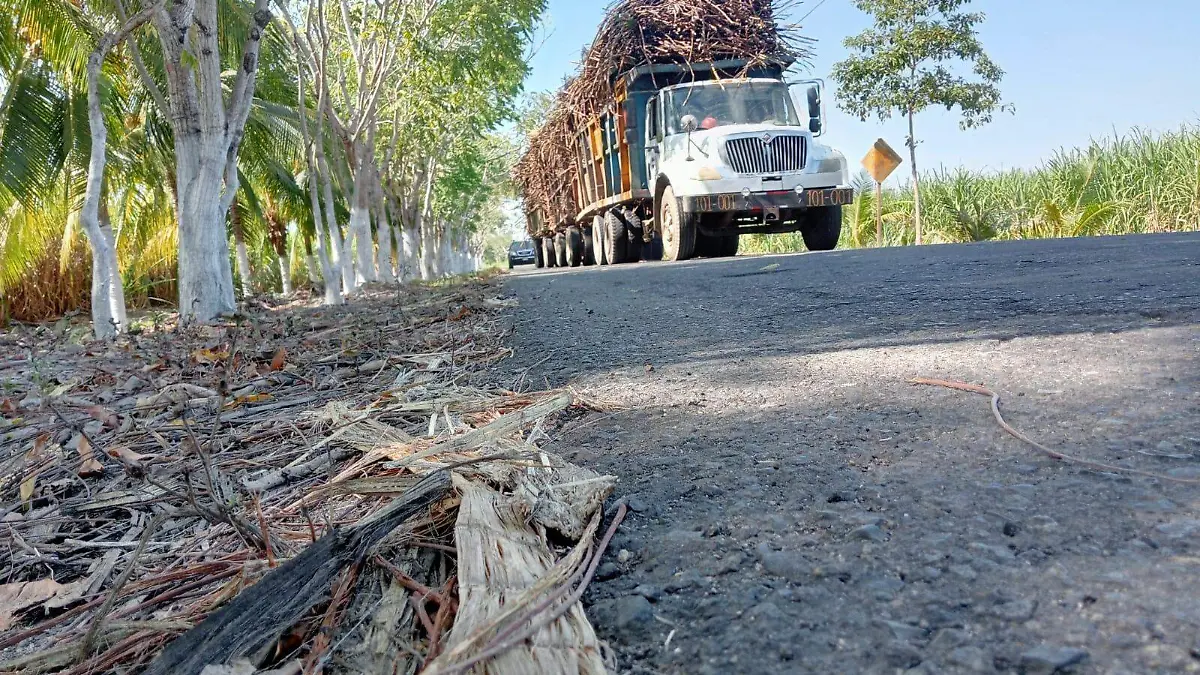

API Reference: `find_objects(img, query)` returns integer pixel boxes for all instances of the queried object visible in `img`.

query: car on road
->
[507,240,538,269]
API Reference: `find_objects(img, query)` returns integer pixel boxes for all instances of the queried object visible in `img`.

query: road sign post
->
[874,181,883,246]
[861,139,903,247]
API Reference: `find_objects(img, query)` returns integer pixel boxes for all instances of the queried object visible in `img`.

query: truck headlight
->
[693,166,723,181]
[815,155,847,174]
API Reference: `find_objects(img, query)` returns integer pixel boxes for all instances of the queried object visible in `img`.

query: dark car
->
[507,240,537,269]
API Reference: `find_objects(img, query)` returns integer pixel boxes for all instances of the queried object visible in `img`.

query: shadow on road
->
[500,233,1200,387]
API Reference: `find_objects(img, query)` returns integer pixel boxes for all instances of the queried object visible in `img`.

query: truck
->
[525,55,854,267]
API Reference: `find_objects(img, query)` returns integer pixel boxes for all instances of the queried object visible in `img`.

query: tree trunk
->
[269,218,292,296]
[153,0,270,323]
[278,253,293,295]
[314,138,346,302]
[374,168,395,284]
[231,201,253,298]
[389,224,402,280]
[289,22,341,304]
[177,158,238,319]
[81,10,156,339]
[907,108,922,246]
[315,137,353,295]
[401,224,419,281]
[349,153,376,286]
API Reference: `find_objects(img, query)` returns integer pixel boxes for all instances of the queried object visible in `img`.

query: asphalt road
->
[501,234,1200,674]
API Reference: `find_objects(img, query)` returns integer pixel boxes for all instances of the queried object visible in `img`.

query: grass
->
[740,124,1200,255]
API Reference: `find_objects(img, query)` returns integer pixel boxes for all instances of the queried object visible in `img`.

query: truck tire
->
[604,210,628,264]
[542,236,557,268]
[622,209,643,263]
[582,226,595,265]
[565,226,584,267]
[533,237,545,268]
[658,185,695,261]
[592,215,607,265]
[554,232,568,267]
[800,205,842,252]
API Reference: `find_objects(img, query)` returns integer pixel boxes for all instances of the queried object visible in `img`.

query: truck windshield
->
[664,81,800,135]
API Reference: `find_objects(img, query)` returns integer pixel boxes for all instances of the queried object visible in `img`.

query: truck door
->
[644,95,661,181]
[788,79,825,136]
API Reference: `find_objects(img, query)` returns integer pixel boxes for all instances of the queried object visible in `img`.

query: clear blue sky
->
[522,0,1200,186]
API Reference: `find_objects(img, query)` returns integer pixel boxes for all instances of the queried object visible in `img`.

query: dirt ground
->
[497,234,1200,674]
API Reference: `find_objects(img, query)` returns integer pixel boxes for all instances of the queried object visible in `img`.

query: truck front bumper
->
[680,186,855,214]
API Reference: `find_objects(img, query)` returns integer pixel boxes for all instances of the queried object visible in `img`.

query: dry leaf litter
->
[0,279,621,674]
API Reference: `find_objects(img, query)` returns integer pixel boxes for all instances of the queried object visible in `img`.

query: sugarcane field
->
[2,0,1199,674]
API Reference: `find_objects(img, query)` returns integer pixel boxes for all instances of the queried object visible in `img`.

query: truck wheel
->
[604,210,628,264]
[565,226,584,267]
[658,185,695,261]
[533,237,545,268]
[542,236,557,268]
[622,209,644,263]
[582,226,596,265]
[592,215,607,265]
[554,232,568,267]
[800,206,843,252]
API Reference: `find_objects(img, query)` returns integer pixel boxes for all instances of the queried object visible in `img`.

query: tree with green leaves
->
[832,0,1009,244]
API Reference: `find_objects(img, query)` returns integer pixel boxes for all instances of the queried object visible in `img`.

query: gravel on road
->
[497,234,1200,674]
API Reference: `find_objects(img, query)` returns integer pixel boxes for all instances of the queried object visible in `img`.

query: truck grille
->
[724,134,807,174]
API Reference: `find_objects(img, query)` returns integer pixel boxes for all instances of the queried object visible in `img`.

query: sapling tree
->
[832,0,1009,244]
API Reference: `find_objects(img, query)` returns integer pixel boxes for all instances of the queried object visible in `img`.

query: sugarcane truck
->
[529,56,854,267]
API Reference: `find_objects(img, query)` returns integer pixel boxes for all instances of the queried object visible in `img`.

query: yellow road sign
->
[861,138,903,183]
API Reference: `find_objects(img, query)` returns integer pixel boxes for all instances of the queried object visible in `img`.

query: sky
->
[522,0,1200,188]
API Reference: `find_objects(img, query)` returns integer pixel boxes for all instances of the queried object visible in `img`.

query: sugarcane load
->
[514,0,854,267]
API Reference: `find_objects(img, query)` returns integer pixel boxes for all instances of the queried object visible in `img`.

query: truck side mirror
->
[681,114,699,133]
[807,86,823,135]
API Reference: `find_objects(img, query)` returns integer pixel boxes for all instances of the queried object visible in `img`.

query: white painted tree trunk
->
[292,43,340,304]
[420,220,438,280]
[390,224,403,280]
[278,254,293,295]
[83,62,125,339]
[348,145,376,286]
[81,9,155,338]
[401,225,419,281]
[316,145,353,295]
[176,145,238,320]
[153,0,270,323]
[374,170,395,284]
[437,226,452,278]
[232,205,253,298]
[236,239,253,297]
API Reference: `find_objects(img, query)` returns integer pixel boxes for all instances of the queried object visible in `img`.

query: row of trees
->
[0,0,541,336]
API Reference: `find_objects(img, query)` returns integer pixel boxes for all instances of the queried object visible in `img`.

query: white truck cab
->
[644,77,854,260]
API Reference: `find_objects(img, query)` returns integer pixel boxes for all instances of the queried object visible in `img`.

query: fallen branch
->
[143,471,451,675]
[910,378,1200,485]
